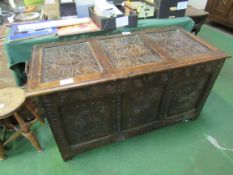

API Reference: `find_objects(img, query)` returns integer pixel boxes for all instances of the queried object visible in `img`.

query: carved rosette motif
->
[99,35,162,68]
[41,43,100,83]
[146,29,211,58]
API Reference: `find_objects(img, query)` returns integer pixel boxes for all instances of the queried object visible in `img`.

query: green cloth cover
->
[4,17,194,86]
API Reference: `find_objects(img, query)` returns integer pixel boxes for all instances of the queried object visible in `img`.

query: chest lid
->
[27,27,229,96]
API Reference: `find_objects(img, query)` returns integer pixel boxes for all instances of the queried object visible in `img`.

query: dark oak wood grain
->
[206,0,233,28]
[27,27,230,161]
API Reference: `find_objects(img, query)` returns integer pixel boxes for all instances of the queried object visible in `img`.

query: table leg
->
[14,112,43,152]
[24,101,45,125]
[0,144,5,160]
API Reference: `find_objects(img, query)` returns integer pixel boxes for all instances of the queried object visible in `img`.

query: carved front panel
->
[41,42,101,83]
[146,29,211,59]
[59,97,114,145]
[99,35,163,68]
[122,86,163,130]
[167,74,210,116]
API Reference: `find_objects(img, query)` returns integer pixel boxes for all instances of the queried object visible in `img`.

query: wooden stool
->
[0,87,45,160]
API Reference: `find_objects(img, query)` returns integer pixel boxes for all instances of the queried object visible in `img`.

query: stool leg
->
[24,101,45,125]
[14,112,43,152]
[0,144,5,160]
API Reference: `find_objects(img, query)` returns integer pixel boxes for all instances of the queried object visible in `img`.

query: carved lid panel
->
[41,42,101,83]
[27,27,229,96]
[144,29,211,59]
[98,35,163,68]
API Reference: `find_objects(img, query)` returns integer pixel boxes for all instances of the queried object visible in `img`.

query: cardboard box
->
[42,0,60,20]
[75,0,94,18]
[75,0,124,18]
[88,5,138,31]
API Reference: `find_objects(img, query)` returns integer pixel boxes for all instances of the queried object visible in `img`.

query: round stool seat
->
[0,87,25,119]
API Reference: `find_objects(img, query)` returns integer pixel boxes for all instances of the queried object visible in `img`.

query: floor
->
[206,20,233,36]
[0,24,233,175]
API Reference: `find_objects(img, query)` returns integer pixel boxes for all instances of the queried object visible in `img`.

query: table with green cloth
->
[4,17,194,86]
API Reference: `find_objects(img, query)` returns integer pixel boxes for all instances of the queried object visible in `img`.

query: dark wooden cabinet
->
[206,0,233,28]
[27,27,230,161]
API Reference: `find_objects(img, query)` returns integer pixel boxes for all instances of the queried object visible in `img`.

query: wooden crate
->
[27,27,230,160]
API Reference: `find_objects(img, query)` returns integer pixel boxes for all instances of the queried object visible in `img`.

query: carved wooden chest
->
[27,27,230,161]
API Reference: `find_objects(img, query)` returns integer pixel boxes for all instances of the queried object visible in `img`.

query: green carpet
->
[1,25,233,175]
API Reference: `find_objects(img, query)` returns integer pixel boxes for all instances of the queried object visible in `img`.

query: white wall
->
[188,0,208,9]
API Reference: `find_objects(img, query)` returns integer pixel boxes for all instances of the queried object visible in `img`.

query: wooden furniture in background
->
[0,87,45,160]
[27,27,230,161]
[206,0,233,28]
[185,6,209,34]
